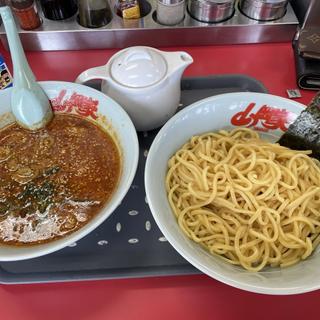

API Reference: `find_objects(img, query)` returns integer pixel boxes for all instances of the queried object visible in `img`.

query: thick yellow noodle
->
[166,128,320,271]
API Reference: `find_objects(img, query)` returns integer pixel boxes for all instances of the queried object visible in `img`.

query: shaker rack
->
[0,0,298,51]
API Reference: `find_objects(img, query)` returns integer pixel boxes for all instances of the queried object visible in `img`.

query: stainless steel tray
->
[0,74,267,284]
[0,0,298,51]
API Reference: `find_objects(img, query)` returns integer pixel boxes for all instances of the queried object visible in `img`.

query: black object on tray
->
[0,74,267,284]
[278,90,320,160]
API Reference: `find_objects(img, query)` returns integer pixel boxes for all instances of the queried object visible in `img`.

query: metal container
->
[78,0,112,28]
[156,0,185,25]
[239,0,289,21]
[188,0,235,23]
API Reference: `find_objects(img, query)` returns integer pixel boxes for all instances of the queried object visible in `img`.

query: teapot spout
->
[164,51,193,81]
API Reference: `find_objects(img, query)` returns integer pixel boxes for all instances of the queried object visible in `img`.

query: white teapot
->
[75,46,193,131]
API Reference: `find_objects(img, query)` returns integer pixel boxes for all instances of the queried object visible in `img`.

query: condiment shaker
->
[11,0,41,30]
[156,0,185,26]
[39,0,78,20]
[239,0,289,21]
[188,0,235,23]
[78,0,112,28]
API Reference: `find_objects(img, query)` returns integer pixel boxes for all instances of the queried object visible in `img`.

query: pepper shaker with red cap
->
[11,0,41,30]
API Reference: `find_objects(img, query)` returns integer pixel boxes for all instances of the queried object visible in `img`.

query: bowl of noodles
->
[145,92,320,295]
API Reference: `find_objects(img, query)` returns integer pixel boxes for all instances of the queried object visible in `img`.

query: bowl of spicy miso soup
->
[0,81,139,261]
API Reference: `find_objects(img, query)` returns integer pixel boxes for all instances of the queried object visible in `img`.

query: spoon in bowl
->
[0,6,53,130]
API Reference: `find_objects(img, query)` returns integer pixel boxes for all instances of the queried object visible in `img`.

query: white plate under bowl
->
[0,81,139,261]
[145,92,320,295]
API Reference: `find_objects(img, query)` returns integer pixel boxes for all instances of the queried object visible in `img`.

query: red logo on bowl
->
[50,90,98,119]
[231,103,296,132]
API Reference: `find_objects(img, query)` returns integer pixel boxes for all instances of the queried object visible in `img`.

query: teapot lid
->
[110,47,167,88]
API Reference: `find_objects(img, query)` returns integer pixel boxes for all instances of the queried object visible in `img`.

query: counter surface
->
[0,41,318,320]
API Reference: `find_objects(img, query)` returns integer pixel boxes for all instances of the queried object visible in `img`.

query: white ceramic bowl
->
[0,81,139,261]
[145,92,320,295]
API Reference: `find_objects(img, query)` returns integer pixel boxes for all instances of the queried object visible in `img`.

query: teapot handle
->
[75,65,110,84]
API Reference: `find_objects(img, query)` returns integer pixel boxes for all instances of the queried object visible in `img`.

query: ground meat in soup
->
[0,114,121,246]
